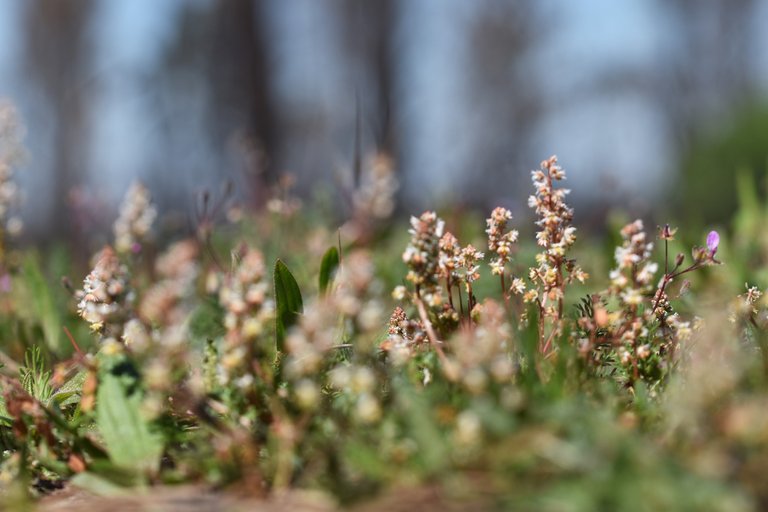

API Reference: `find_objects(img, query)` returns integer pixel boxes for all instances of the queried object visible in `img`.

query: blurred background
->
[1,0,768,240]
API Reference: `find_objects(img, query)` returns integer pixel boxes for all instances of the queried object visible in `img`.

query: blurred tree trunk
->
[344,0,397,157]
[23,0,92,243]
[338,0,398,194]
[208,0,276,204]
[465,1,541,207]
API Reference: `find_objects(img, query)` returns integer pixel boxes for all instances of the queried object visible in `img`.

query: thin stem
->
[536,299,546,352]
[63,326,84,357]
[541,326,558,355]
[653,260,707,316]
[467,283,474,314]
[557,261,564,320]
[632,353,639,383]
[414,296,448,365]
[652,275,671,315]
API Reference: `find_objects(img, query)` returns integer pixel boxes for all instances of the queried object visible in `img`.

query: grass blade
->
[318,246,340,295]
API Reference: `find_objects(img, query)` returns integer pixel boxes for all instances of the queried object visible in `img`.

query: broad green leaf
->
[318,246,340,295]
[96,374,163,475]
[273,259,303,352]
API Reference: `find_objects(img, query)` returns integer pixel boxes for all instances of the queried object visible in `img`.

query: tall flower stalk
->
[485,207,519,298]
[114,181,157,255]
[523,156,587,353]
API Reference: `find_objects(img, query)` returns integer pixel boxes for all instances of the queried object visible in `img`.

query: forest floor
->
[35,483,481,511]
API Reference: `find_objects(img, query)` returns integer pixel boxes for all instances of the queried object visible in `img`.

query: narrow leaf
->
[19,255,62,354]
[274,259,303,351]
[318,246,340,295]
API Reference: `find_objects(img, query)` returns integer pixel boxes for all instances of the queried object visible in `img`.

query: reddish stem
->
[63,326,84,357]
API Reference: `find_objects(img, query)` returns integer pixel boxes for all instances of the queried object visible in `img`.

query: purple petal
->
[706,230,720,254]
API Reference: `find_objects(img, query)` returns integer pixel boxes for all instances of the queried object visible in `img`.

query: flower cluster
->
[403,211,445,307]
[113,181,157,254]
[575,222,719,387]
[341,153,400,244]
[76,246,132,336]
[284,301,340,379]
[457,245,484,292]
[287,251,380,374]
[285,251,387,424]
[290,257,379,382]
[486,207,519,277]
[730,283,767,328]
[380,306,427,363]
[611,220,657,306]
[438,232,460,283]
[266,174,303,218]
[352,153,399,221]
[212,245,273,385]
[138,239,200,328]
[443,299,514,394]
[579,222,661,373]
[520,156,587,349]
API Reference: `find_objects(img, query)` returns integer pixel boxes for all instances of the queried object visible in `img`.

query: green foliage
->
[51,371,87,408]
[678,102,768,224]
[188,298,226,345]
[19,346,52,404]
[273,258,303,352]
[95,373,163,477]
[318,246,340,295]
[17,255,63,355]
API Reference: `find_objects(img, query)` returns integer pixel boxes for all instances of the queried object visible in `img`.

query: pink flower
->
[706,231,720,255]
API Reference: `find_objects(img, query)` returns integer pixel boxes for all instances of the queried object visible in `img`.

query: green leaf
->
[51,370,87,407]
[19,255,62,355]
[318,246,340,295]
[273,259,303,352]
[96,374,163,476]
